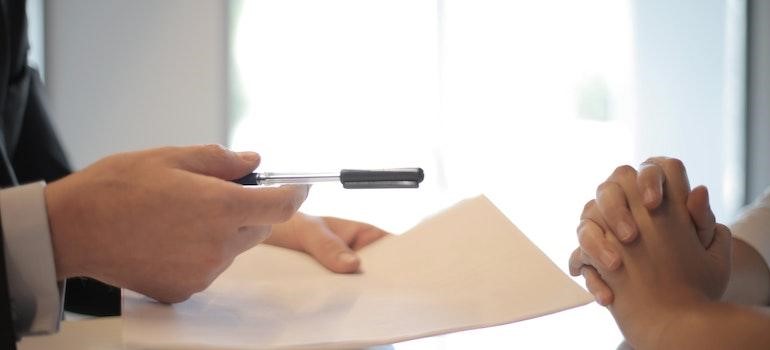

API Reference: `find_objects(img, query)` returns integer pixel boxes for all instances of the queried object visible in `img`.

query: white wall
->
[747,0,770,202]
[630,0,744,220]
[45,0,228,169]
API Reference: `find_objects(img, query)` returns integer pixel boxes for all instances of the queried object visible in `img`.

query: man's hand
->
[44,145,309,303]
[568,157,717,305]
[266,213,390,273]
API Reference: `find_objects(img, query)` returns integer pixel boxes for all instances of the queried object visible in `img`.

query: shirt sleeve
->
[0,181,63,336]
[731,187,770,273]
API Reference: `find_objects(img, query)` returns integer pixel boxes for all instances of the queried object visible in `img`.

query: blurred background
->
[32,0,770,348]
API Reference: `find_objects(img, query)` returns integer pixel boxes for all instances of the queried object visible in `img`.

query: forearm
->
[722,238,770,306]
[727,188,770,305]
[652,301,770,350]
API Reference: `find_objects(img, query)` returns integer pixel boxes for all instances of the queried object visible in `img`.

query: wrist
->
[612,288,710,349]
[653,300,739,349]
[629,298,712,349]
[45,178,88,280]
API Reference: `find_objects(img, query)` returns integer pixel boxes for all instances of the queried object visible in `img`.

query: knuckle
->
[276,200,302,222]
[202,144,230,158]
[576,221,599,246]
[217,192,242,220]
[582,199,596,214]
[595,181,618,197]
[147,146,179,161]
[662,157,686,174]
[641,156,664,167]
[317,236,344,254]
[638,162,663,179]
[611,165,637,179]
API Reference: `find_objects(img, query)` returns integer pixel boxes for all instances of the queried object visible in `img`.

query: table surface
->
[17,302,626,350]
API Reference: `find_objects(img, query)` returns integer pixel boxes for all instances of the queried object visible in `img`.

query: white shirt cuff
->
[731,187,770,274]
[0,182,62,335]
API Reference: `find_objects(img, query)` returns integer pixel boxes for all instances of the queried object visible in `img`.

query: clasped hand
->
[568,157,732,347]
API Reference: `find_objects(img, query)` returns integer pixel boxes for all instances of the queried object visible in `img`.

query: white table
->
[18,303,625,350]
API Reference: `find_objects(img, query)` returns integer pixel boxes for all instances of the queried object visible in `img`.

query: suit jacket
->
[0,1,119,347]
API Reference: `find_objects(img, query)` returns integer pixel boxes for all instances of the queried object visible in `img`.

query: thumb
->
[301,228,361,274]
[707,223,732,299]
[708,223,732,260]
[170,144,260,180]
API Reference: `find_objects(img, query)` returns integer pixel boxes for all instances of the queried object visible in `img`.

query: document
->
[122,195,592,349]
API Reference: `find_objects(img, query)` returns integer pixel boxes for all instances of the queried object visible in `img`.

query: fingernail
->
[338,252,359,265]
[618,222,634,241]
[600,249,618,269]
[644,188,656,205]
[238,151,259,162]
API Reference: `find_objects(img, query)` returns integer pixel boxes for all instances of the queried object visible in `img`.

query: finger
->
[236,185,310,225]
[687,185,716,247]
[580,200,609,232]
[637,160,666,209]
[707,223,733,299]
[708,223,732,258]
[568,247,602,276]
[645,157,690,206]
[169,144,261,180]
[581,266,615,306]
[577,219,621,271]
[605,164,654,227]
[321,217,390,250]
[569,247,584,276]
[299,224,362,274]
[595,180,638,243]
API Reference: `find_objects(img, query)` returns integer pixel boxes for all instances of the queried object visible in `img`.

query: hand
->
[45,145,309,303]
[568,157,717,305]
[586,161,732,347]
[265,213,390,273]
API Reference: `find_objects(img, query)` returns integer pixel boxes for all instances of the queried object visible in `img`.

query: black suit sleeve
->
[13,71,121,318]
[0,4,119,345]
[9,70,70,184]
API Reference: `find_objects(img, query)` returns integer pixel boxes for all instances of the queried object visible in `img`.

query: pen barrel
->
[232,168,424,188]
[231,172,339,186]
[259,172,339,186]
[340,168,424,189]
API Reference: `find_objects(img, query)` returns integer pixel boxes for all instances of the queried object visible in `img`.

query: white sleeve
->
[731,187,770,272]
[0,182,63,336]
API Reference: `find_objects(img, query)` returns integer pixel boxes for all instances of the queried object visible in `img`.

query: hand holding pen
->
[233,168,424,189]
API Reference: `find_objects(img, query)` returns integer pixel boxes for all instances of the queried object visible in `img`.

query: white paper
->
[122,195,592,349]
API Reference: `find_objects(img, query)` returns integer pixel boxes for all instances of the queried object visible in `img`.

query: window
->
[229,0,743,347]
[26,0,45,78]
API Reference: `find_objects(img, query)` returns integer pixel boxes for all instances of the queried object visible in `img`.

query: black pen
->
[232,168,424,189]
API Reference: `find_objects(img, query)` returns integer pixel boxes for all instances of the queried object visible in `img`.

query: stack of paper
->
[123,195,591,349]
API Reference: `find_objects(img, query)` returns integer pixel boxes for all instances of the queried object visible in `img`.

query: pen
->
[232,168,424,189]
